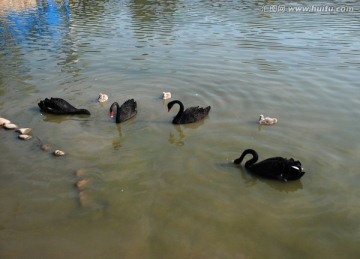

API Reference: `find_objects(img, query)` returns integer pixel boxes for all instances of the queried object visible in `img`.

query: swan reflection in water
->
[235,165,304,192]
[168,119,206,146]
[243,172,303,192]
[112,124,123,150]
[40,114,92,124]
[110,116,139,150]
[168,125,185,146]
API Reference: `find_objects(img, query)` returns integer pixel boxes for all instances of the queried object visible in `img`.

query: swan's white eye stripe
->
[291,166,300,171]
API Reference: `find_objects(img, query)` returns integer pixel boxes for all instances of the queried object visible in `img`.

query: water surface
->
[1,0,360,258]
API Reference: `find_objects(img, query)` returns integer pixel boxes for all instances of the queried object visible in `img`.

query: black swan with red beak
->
[167,100,211,124]
[38,98,91,115]
[109,99,137,123]
[234,149,305,181]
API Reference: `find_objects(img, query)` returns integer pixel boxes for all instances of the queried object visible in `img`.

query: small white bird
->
[259,114,278,125]
[162,92,171,100]
[98,93,109,103]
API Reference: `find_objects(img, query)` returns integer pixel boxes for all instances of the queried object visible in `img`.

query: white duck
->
[98,93,109,103]
[162,92,171,100]
[259,114,278,125]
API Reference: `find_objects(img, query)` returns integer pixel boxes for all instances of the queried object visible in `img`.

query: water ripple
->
[1,0,360,258]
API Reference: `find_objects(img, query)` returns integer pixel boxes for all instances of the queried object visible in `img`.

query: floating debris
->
[18,134,32,140]
[259,114,278,125]
[16,128,32,134]
[3,123,17,130]
[54,150,65,156]
[0,118,11,126]
[162,92,171,100]
[98,93,109,103]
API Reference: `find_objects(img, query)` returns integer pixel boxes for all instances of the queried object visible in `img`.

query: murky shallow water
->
[1,0,360,258]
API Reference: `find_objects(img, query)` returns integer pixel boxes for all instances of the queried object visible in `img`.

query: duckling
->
[259,114,278,125]
[162,92,171,100]
[98,93,109,103]
[0,118,11,126]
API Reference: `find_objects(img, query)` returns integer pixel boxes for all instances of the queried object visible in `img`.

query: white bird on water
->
[259,114,278,125]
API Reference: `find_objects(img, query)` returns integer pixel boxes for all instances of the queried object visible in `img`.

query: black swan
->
[38,98,91,115]
[234,149,305,181]
[167,100,211,124]
[109,99,137,123]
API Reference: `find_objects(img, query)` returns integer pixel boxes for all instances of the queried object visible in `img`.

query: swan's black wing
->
[249,157,304,181]
[281,159,305,181]
[38,98,70,114]
[48,98,78,112]
[38,98,90,115]
[119,99,137,122]
[179,106,211,124]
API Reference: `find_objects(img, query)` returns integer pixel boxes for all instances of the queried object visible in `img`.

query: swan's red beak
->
[110,111,114,118]
[167,108,170,112]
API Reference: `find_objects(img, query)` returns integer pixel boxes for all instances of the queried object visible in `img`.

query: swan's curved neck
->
[234,149,258,168]
[110,102,121,122]
[172,100,184,121]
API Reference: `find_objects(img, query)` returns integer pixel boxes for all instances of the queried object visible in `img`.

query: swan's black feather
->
[38,98,91,115]
[234,149,305,181]
[110,99,137,123]
[167,100,210,124]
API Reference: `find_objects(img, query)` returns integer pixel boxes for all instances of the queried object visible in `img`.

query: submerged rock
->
[54,150,65,156]
[3,123,17,130]
[16,128,32,134]
[18,134,32,140]
[75,178,90,190]
[0,118,11,126]
[41,144,51,151]
[75,168,87,178]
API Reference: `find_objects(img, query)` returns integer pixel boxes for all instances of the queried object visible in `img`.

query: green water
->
[1,0,360,258]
